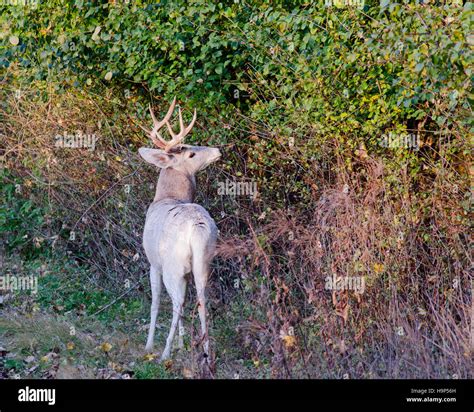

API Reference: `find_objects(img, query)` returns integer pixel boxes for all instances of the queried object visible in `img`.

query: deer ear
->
[138,148,176,169]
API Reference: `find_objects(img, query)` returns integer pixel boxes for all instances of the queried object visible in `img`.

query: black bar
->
[0,379,471,410]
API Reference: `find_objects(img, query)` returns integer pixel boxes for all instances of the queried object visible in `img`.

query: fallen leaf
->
[108,362,123,372]
[373,263,384,274]
[281,334,296,349]
[100,342,112,353]
[143,353,157,362]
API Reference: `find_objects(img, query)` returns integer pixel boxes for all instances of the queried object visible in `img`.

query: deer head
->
[138,97,221,176]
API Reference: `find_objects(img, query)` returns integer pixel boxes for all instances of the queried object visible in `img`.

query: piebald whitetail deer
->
[138,97,221,361]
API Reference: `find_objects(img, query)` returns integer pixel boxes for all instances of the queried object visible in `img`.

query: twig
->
[72,169,138,232]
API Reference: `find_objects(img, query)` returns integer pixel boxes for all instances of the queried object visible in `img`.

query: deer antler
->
[139,97,197,152]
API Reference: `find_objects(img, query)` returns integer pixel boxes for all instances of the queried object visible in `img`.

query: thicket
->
[1,1,472,378]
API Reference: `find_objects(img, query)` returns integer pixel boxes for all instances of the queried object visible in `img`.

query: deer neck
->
[154,167,196,203]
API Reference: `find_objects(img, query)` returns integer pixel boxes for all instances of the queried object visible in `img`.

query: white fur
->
[140,145,221,361]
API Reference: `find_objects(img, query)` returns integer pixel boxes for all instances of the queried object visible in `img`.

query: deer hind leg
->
[192,256,210,359]
[161,269,186,361]
[145,265,162,352]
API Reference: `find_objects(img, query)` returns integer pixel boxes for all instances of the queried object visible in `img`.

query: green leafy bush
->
[1,1,471,206]
[0,170,47,259]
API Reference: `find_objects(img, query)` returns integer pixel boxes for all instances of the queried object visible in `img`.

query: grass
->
[1,239,471,379]
[133,362,173,379]
[1,251,165,379]
[0,252,254,379]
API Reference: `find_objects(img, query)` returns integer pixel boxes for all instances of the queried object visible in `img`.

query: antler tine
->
[147,106,167,149]
[146,98,177,149]
[137,122,151,135]
[183,109,197,136]
[137,114,165,150]
[149,105,159,127]
[139,97,197,152]
[163,106,183,141]
[178,107,185,134]
[165,118,178,140]
[164,107,197,149]
[150,97,176,129]
[150,132,167,150]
